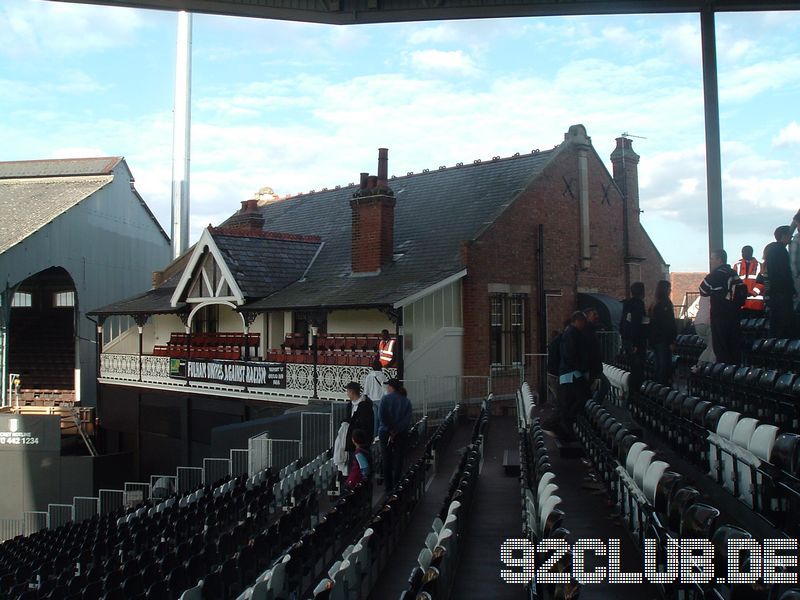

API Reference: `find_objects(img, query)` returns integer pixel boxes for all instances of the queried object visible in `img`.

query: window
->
[11,292,32,308]
[489,293,528,366]
[193,304,219,334]
[54,291,75,307]
[490,295,504,366]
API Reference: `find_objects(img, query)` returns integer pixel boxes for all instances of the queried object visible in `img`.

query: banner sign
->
[0,415,60,452]
[170,359,286,389]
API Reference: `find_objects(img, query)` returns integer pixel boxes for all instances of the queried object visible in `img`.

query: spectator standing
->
[765,226,795,339]
[620,282,648,403]
[790,211,800,308]
[694,294,716,367]
[649,280,678,385]
[699,249,747,365]
[344,382,374,454]
[363,358,388,433]
[547,311,590,442]
[345,429,372,489]
[583,308,609,403]
[378,378,412,490]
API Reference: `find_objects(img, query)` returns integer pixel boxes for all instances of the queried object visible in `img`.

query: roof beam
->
[47,0,800,26]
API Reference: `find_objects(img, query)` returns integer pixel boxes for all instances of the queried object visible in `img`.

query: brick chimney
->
[350,148,395,274]
[610,137,641,217]
[230,198,265,231]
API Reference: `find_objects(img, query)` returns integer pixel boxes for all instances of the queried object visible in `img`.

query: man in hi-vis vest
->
[733,245,765,316]
[378,329,395,368]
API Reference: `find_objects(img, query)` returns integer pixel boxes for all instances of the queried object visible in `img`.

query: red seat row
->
[282,333,383,352]
[266,350,374,367]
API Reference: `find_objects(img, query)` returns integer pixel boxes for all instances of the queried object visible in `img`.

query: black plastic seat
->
[680,503,720,538]
[668,486,701,533]
[770,434,800,478]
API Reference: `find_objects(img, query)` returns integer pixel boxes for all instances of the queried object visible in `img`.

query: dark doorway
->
[8,267,77,404]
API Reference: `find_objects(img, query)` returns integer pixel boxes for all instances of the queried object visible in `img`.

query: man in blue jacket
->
[378,378,413,490]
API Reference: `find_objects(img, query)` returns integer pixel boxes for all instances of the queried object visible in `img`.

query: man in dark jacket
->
[620,282,647,403]
[344,382,374,453]
[583,308,608,403]
[378,379,412,490]
[765,226,795,339]
[547,311,590,442]
[700,249,747,365]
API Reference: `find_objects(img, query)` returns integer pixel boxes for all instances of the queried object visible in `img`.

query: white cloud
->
[773,121,800,147]
[408,49,478,76]
[0,0,147,56]
[408,24,458,45]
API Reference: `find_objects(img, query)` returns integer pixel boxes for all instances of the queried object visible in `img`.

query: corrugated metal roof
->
[0,175,114,255]
[0,157,122,179]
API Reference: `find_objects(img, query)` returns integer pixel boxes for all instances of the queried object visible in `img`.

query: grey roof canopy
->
[91,148,558,316]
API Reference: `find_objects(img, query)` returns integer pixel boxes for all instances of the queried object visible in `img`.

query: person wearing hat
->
[344,381,374,454]
[378,378,412,490]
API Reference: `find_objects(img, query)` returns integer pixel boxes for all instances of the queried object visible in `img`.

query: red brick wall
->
[350,194,396,273]
[461,143,668,377]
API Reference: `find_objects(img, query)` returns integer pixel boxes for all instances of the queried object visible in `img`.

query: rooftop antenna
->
[170,11,192,259]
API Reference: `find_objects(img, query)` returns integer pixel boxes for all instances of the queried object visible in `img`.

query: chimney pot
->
[367,175,378,189]
[359,172,369,190]
[377,148,389,187]
[241,200,248,211]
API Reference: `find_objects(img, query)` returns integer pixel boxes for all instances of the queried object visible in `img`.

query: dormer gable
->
[169,228,245,307]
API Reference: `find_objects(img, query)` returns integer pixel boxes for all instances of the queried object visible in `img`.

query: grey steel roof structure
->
[48,0,800,25]
[0,157,122,179]
[0,175,114,255]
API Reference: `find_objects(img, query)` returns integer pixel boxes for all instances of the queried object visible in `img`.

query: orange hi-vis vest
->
[378,338,395,367]
[734,258,765,311]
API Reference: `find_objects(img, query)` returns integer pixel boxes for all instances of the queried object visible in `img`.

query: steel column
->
[701,8,724,254]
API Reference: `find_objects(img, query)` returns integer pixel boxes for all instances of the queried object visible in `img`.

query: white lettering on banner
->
[0,422,40,446]
[177,359,286,388]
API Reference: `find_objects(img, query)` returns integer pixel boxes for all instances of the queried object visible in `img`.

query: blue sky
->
[1,1,799,272]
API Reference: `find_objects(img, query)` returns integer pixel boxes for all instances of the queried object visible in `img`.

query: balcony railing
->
[99,353,397,402]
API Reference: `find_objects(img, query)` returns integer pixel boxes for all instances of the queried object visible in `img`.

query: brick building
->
[92,124,668,477]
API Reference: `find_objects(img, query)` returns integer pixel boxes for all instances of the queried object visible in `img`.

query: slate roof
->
[243,150,557,310]
[0,175,113,255]
[0,157,123,179]
[90,147,560,315]
[210,229,322,300]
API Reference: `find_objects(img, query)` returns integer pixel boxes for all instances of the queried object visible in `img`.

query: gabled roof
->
[243,149,557,310]
[0,175,113,255]
[91,143,564,315]
[0,157,123,179]
[211,229,323,300]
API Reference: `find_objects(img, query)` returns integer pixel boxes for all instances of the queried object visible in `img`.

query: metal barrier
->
[123,482,150,507]
[99,489,125,515]
[230,449,249,477]
[248,433,270,477]
[149,475,177,499]
[268,439,301,470]
[47,504,73,529]
[203,458,231,485]
[73,497,99,523]
[330,402,349,442]
[0,518,23,542]
[23,512,47,536]
[177,467,203,494]
[301,412,332,460]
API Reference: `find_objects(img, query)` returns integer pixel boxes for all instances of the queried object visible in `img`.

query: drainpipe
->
[578,147,591,270]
